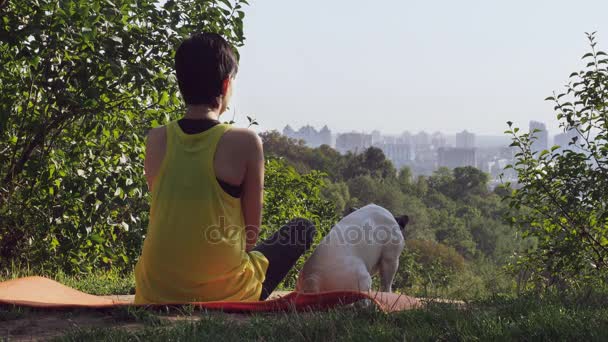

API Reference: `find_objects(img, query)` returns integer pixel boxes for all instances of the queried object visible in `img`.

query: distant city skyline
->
[282,121,566,183]
[279,122,573,149]
[283,124,515,180]
[230,0,608,135]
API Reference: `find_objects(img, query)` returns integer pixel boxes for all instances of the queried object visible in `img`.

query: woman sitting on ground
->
[134,33,316,304]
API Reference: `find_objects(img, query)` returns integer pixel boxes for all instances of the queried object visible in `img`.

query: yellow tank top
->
[134,120,268,304]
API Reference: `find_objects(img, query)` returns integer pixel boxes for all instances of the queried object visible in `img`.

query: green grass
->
[52,293,608,342]
[2,269,607,341]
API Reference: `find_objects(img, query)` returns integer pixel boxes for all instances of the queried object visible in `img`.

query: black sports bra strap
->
[177,118,221,134]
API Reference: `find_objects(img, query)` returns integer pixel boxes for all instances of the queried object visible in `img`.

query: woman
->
[134,33,316,304]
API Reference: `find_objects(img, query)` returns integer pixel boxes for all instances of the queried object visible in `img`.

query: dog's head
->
[345,207,359,215]
[395,215,409,231]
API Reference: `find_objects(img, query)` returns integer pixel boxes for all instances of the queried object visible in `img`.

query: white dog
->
[296,204,408,293]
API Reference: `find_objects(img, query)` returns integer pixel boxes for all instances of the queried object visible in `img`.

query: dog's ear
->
[345,207,359,215]
[395,215,409,230]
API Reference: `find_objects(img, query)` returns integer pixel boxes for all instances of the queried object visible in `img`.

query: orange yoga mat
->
[0,277,421,313]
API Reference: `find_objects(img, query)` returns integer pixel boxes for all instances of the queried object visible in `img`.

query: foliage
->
[428,166,489,200]
[505,33,608,288]
[260,131,396,182]
[258,131,314,174]
[262,157,338,288]
[394,240,465,294]
[347,175,405,214]
[319,179,352,216]
[341,147,397,180]
[397,166,413,193]
[0,0,249,272]
[262,158,337,239]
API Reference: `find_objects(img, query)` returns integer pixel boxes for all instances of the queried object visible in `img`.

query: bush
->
[505,33,608,288]
[394,240,465,297]
[262,157,338,288]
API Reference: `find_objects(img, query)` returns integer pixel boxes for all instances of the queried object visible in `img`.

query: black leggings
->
[252,218,316,300]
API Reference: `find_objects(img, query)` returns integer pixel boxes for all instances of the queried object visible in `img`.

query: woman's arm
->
[143,126,167,192]
[240,131,265,252]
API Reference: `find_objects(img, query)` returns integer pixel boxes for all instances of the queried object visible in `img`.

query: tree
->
[342,147,396,180]
[413,175,429,197]
[309,144,344,181]
[398,166,414,194]
[259,131,312,174]
[493,184,512,198]
[0,0,249,272]
[431,210,477,259]
[427,167,455,197]
[320,180,352,216]
[347,175,405,214]
[259,131,348,180]
[506,33,608,286]
[452,166,489,197]
[428,166,489,199]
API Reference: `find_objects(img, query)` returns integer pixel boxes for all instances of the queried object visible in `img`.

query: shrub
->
[262,157,338,288]
[505,33,608,288]
[394,240,465,296]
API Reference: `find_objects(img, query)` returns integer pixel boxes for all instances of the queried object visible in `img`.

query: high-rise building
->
[431,132,447,149]
[414,131,430,147]
[400,131,413,145]
[335,132,372,154]
[437,147,477,169]
[377,143,413,168]
[553,128,580,153]
[371,130,382,145]
[456,130,476,149]
[529,121,548,154]
[282,125,332,147]
[319,125,332,147]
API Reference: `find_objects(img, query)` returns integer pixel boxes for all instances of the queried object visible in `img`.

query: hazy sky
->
[229,0,608,135]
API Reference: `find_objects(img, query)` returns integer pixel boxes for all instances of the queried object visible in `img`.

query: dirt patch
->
[1,309,140,341]
[0,307,259,341]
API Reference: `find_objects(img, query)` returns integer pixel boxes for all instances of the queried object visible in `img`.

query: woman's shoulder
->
[147,125,167,140]
[221,127,262,152]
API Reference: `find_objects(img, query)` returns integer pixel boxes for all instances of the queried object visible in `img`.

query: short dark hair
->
[175,33,238,107]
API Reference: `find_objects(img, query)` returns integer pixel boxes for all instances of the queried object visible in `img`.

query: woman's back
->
[134,120,268,304]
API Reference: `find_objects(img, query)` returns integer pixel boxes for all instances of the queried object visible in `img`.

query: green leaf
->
[89,234,104,243]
